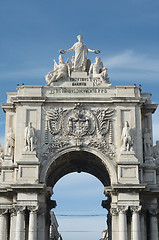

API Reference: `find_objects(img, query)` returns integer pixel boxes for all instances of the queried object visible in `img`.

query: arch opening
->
[45,151,111,188]
[51,172,109,240]
[45,151,111,240]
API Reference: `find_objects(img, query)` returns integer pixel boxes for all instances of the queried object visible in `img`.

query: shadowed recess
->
[46,151,110,187]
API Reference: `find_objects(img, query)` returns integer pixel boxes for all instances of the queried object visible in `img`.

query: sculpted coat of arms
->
[43,104,115,160]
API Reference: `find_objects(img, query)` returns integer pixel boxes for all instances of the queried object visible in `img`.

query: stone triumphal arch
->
[0,35,159,240]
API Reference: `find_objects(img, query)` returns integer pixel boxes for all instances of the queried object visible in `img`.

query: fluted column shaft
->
[10,209,16,240]
[111,208,118,240]
[38,212,45,240]
[131,206,141,240]
[118,206,128,240]
[149,209,158,240]
[0,209,8,240]
[28,207,38,240]
[140,211,146,240]
[15,207,25,240]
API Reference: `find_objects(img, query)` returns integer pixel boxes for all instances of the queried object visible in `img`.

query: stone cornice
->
[11,96,47,103]
[1,103,15,113]
[142,103,158,114]
[104,184,146,195]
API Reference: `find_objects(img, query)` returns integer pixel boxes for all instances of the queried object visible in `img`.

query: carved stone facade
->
[0,36,159,239]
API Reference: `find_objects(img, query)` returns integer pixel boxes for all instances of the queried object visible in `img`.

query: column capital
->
[110,207,118,216]
[15,206,26,213]
[118,206,128,213]
[38,206,46,215]
[149,209,158,216]
[0,209,8,216]
[28,206,39,213]
[9,208,16,216]
[130,206,142,213]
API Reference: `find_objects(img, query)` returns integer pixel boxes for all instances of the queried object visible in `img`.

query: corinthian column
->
[149,209,159,240]
[9,208,16,240]
[140,210,147,239]
[110,208,118,240]
[15,207,25,240]
[0,209,8,240]
[38,207,46,240]
[28,206,38,240]
[131,206,141,240]
[118,206,128,240]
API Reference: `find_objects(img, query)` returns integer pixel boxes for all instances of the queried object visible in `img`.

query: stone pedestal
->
[118,151,139,163]
[118,151,139,184]
[19,151,39,163]
[2,155,13,166]
[71,71,88,78]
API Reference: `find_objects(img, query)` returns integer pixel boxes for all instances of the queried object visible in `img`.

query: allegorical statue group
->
[45,35,110,85]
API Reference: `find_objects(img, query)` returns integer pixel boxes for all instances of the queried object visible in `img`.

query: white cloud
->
[104,50,159,71]
[103,50,159,83]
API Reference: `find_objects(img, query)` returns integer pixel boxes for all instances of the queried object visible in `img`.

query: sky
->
[0,0,159,240]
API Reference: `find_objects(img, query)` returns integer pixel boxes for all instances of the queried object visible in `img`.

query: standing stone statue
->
[0,143,4,160]
[121,121,133,151]
[24,122,36,152]
[45,55,70,85]
[89,57,109,83]
[59,34,100,72]
[143,128,152,156]
[5,128,15,157]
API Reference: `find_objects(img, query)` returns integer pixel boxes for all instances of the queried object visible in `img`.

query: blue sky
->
[0,0,159,239]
